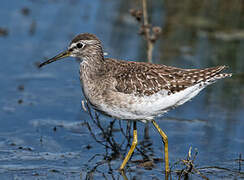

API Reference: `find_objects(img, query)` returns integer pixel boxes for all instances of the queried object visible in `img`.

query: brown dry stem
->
[178,147,209,180]
[142,0,153,63]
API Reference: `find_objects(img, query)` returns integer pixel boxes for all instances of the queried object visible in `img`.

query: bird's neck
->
[80,52,107,80]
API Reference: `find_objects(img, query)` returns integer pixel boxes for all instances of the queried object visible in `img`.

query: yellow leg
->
[119,121,137,170]
[152,120,170,175]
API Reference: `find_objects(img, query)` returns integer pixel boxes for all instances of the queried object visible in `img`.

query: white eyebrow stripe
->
[82,40,99,44]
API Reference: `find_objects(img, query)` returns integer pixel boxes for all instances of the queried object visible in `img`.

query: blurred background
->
[0,0,243,179]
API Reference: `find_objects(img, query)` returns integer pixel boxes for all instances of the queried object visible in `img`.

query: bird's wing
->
[105,58,231,96]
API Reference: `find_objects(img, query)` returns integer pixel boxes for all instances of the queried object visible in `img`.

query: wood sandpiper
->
[39,33,232,175]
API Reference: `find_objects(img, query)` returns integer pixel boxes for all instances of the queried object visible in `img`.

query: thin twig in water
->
[85,121,110,149]
[118,120,130,149]
[178,147,209,180]
[85,103,120,152]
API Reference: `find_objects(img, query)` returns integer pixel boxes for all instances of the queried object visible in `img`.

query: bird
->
[39,33,232,175]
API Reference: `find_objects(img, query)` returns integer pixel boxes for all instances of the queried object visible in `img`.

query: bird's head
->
[39,33,102,68]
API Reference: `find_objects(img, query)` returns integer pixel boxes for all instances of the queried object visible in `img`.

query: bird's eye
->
[76,43,83,48]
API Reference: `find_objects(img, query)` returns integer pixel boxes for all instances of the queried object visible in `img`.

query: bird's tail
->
[201,65,232,84]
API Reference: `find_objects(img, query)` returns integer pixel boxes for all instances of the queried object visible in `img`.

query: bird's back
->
[104,58,231,96]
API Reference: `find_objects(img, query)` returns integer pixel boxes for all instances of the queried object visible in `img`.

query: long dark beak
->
[38,50,71,68]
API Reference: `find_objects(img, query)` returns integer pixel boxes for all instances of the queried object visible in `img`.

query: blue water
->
[0,0,243,179]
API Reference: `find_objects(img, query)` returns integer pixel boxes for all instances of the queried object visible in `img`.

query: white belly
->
[97,83,205,121]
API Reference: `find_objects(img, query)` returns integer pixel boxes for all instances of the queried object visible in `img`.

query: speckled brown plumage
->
[103,58,230,96]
